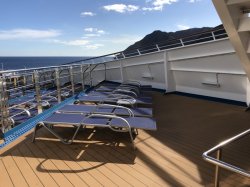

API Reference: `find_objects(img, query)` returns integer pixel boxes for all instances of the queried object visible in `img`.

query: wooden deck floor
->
[0,93,250,187]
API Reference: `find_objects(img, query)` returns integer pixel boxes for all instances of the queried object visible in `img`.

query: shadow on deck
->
[0,93,249,186]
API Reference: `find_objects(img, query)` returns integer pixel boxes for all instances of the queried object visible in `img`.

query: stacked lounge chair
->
[32,81,156,149]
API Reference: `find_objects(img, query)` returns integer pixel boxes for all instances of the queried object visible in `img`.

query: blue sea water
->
[0,57,90,70]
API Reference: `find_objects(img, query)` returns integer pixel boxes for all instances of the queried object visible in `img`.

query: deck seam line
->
[55,142,120,187]
[41,141,90,186]
[10,153,29,186]
[34,141,76,187]
[23,141,64,187]
[100,130,164,186]
[51,141,108,187]
[17,145,49,187]
[0,159,15,187]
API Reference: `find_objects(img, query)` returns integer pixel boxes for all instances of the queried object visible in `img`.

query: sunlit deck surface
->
[0,92,250,187]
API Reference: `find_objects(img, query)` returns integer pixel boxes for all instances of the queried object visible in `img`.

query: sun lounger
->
[75,94,152,107]
[32,112,157,148]
[57,104,153,117]
[95,81,152,92]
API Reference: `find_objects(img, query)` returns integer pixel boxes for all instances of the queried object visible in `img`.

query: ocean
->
[0,57,90,70]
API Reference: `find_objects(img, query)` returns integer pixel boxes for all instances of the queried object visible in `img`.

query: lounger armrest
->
[42,95,57,101]
[12,107,31,117]
[118,85,140,94]
[122,80,141,87]
[108,93,135,100]
[81,113,132,130]
[97,104,134,117]
[116,99,136,106]
[113,89,138,97]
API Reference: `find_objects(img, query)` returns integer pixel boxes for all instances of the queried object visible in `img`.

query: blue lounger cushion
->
[109,117,157,130]
[42,112,156,130]
[58,104,153,117]
[43,113,109,126]
[43,113,86,125]
[77,95,152,105]
[58,104,114,113]
[113,107,152,117]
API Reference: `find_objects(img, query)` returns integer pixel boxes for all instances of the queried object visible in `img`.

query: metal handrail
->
[90,63,107,79]
[202,129,250,187]
[0,62,87,74]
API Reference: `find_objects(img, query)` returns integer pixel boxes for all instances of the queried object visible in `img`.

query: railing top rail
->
[64,28,226,64]
[0,62,90,75]
[202,129,250,178]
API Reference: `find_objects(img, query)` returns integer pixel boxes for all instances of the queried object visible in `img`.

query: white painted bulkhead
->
[91,38,249,104]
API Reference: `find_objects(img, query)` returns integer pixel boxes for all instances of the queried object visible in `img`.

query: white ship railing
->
[0,63,107,134]
[63,28,227,65]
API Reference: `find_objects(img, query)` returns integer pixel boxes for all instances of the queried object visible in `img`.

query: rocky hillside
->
[123,24,224,56]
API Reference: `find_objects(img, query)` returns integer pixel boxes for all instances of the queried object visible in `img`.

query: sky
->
[0,0,222,56]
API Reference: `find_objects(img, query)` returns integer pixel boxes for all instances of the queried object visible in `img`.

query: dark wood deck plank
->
[18,143,59,187]
[11,148,44,187]
[45,141,103,187]
[0,159,14,187]
[1,155,29,187]
[24,141,74,187]
[0,92,250,187]
[35,141,88,187]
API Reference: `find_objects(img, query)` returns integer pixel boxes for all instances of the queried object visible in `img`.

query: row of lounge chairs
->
[32,81,157,149]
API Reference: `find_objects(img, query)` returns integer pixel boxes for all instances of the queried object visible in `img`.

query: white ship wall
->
[91,39,248,103]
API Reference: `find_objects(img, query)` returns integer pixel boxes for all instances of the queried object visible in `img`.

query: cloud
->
[103,4,139,13]
[107,35,142,45]
[84,28,106,37]
[152,0,178,6]
[177,24,190,30]
[53,39,89,46]
[142,6,162,11]
[86,44,104,50]
[80,12,96,17]
[143,0,178,11]
[0,29,61,40]
[84,33,101,37]
[188,0,201,3]
[52,39,104,50]
[84,28,95,32]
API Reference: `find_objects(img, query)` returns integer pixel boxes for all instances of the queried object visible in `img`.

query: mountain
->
[122,24,224,56]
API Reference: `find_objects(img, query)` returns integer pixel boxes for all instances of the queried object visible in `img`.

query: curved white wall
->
[92,38,248,103]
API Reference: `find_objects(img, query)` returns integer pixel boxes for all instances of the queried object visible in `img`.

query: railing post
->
[69,66,75,95]
[215,149,222,187]
[156,44,160,51]
[180,39,184,46]
[212,31,216,40]
[55,68,61,103]
[120,61,124,82]
[137,49,141,55]
[122,52,126,58]
[22,74,27,96]
[80,64,85,91]
[0,76,10,133]
[104,63,107,81]
[33,70,43,114]
[89,65,93,87]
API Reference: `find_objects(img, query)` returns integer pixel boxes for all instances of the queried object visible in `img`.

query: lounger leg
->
[32,123,42,142]
[34,122,71,144]
[128,128,135,150]
[67,125,83,144]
